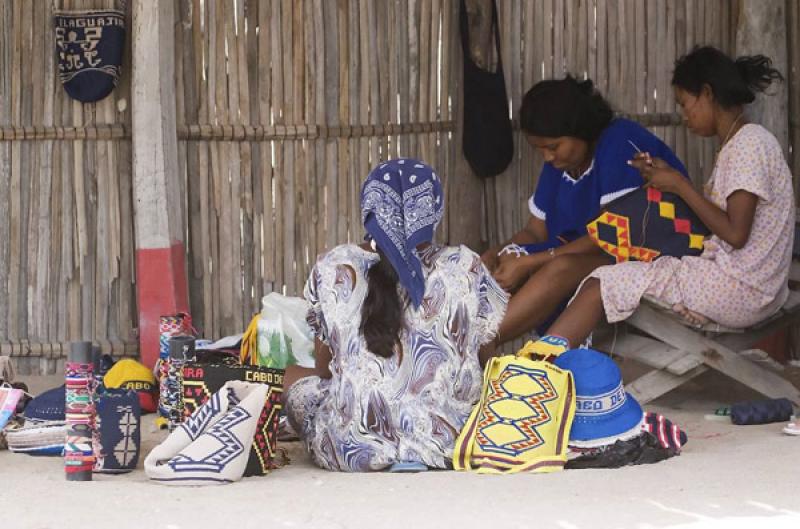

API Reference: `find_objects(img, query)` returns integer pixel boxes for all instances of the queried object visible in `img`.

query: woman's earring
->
[370,239,377,252]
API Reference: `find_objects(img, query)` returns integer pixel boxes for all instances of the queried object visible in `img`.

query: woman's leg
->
[545,278,606,347]
[281,372,325,446]
[283,365,317,393]
[497,253,611,343]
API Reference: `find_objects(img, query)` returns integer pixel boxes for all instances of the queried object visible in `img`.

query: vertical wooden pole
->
[131,0,188,368]
[451,0,492,251]
[736,0,794,360]
[735,0,789,155]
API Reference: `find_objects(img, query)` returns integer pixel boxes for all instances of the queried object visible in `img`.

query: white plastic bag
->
[256,293,315,368]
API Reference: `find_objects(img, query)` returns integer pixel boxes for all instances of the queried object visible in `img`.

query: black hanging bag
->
[54,2,126,103]
[459,0,514,178]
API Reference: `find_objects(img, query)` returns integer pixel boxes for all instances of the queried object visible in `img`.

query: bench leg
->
[627,366,708,404]
[628,304,800,405]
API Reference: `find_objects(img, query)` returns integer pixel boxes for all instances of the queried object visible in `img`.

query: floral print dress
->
[585,124,794,328]
[285,244,508,471]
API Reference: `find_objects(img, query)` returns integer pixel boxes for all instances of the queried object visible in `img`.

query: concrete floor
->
[2,365,799,529]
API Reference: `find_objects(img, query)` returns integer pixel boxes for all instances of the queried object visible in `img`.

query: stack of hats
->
[553,348,687,468]
[6,385,67,456]
[103,358,158,413]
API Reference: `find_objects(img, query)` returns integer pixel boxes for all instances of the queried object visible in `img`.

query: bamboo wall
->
[174,0,457,338]
[175,0,740,339]
[0,0,137,374]
[1,0,799,370]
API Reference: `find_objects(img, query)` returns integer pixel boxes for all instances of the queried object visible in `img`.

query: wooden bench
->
[598,261,800,406]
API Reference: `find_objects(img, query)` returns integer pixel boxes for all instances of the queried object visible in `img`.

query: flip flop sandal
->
[389,461,428,473]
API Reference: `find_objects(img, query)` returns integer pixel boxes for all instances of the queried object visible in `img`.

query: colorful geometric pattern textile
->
[93,389,141,474]
[157,313,194,423]
[65,361,95,476]
[145,381,269,486]
[181,363,283,476]
[54,9,125,103]
[587,187,709,263]
[159,313,194,360]
[453,354,576,474]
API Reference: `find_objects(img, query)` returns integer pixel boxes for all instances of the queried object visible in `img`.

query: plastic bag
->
[256,293,315,368]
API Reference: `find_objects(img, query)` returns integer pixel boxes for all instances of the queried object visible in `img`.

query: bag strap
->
[453,355,500,471]
[459,0,503,72]
[239,314,261,365]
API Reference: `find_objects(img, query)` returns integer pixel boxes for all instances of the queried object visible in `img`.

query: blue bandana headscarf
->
[360,159,444,308]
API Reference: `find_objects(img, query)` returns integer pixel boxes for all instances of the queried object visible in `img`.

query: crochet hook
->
[627,140,653,166]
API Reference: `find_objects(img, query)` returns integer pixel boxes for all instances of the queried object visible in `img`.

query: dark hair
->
[519,75,614,142]
[672,46,783,108]
[360,248,404,359]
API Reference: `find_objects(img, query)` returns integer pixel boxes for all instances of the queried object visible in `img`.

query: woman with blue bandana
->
[283,159,508,472]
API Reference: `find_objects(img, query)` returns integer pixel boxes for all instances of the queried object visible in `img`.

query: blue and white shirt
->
[528,119,688,243]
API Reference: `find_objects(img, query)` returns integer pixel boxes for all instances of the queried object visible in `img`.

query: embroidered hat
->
[54,9,126,103]
[104,359,158,413]
[554,348,643,447]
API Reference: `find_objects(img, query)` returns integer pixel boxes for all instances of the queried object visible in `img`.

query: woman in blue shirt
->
[482,75,687,343]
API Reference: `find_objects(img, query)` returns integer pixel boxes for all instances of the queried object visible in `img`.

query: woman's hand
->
[628,154,687,195]
[497,251,518,266]
[494,253,547,292]
[481,247,500,272]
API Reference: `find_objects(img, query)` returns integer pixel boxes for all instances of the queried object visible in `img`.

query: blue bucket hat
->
[554,349,643,446]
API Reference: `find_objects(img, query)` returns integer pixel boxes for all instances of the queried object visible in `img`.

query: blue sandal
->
[389,461,428,473]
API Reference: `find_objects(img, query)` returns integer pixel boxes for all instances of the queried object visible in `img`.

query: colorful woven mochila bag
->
[453,343,576,474]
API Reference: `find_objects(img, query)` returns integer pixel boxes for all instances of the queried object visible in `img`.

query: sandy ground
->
[2,366,799,529]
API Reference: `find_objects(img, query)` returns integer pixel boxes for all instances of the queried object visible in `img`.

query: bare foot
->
[672,303,710,327]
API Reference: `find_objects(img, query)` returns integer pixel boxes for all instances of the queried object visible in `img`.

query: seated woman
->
[485,76,688,343]
[283,159,508,472]
[541,47,792,354]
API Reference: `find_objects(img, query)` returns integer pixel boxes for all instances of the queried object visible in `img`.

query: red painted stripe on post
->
[135,241,189,368]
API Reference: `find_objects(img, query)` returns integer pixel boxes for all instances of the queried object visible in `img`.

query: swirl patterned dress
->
[285,243,508,471]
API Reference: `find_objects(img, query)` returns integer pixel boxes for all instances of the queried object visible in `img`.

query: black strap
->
[459,0,503,72]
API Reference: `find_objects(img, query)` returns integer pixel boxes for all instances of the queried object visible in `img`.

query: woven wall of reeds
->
[0,0,136,374]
